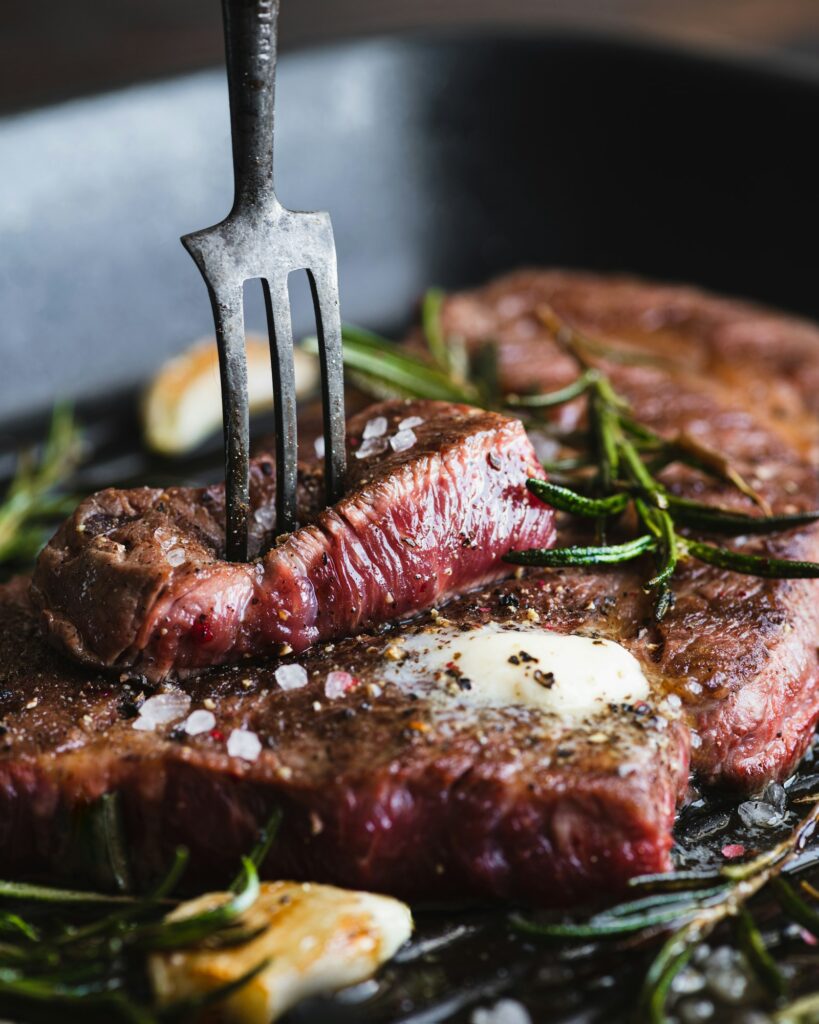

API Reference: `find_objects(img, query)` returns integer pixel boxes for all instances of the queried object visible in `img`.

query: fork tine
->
[262,275,299,535]
[308,262,347,505]
[208,283,250,562]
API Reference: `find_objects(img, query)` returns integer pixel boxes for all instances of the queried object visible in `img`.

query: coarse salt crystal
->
[471,999,532,1024]
[253,505,276,530]
[227,728,262,762]
[389,428,417,453]
[362,416,388,439]
[133,691,191,732]
[398,415,424,431]
[275,663,308,691]
[738,799,784,830]
[314,435,326,458]
[324,671,357,699]
[166,547,186,567]
[183,709,216,736]
[355,436,388,460]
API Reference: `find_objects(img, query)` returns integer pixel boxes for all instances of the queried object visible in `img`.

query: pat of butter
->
[149,881,412,1023]
[383,623,649,719]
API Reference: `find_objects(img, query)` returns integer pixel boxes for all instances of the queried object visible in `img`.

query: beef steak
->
[437,270,819,790]
[31,400,553,681]
[1,270,817,906]
[0,577,687,905]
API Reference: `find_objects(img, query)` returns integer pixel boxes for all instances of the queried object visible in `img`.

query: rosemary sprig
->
[512,798,819,1023]
[326,292,819,619]
[135,857,260,951]
[663,496,819,535]
[507,369,600,408]
[0,809,282,1021]
[303,326,478,404]
[325,292,818,618]
[421,287,451,374]
[343,292,818,618]
[505,534,656,568]
[0,404,82,565]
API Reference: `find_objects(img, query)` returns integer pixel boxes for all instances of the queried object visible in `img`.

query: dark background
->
[3,0,819,114]
[2,1,819,429]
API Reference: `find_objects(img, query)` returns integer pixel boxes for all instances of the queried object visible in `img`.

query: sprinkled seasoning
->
[362,415,388,439]
[227,728,262,762]
[324,671,357,700]
[166,547,186,567]
[355,436,389,460]
[132,691,191,732]
[472,998,533,1024]
[275,663,308,690]
[390,428,417,453]
[183,709,216,736]
[398,415,424,431]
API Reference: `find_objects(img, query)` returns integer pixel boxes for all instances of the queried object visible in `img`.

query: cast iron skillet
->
[1,30,819,1024]
[2,31,819,432]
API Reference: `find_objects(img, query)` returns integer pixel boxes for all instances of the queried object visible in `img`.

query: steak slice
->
[0,577,688,905]
[31,400,554,682]
[436,269,819,790]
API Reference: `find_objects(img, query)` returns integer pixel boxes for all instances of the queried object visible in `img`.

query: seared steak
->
[437,270,819,791]
[31,401,553,681]
[0,270,817,906]
[0,577,687,905]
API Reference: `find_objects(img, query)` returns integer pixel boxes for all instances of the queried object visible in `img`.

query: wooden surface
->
[2,0,819,114]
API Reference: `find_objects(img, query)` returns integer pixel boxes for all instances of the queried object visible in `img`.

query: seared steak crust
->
[439,270,819,790]
[32,401,553,681]
[0,578,687,904]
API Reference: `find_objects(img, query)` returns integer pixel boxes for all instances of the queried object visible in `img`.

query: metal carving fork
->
[181,0,346,562]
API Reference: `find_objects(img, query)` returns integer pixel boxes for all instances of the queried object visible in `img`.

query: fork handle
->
[222,0,280,212]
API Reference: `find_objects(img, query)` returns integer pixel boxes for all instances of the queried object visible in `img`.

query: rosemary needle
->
[525,478,630,517]
[505,534,656,567]
[421,287,451,374]
[685,540,819,579]
[507,369,598,408]
[0,404,82,566]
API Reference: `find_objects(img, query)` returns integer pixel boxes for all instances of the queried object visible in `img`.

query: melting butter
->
[382,622,649,719]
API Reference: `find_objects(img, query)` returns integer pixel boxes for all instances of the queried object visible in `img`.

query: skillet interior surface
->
[1,30,819,1024]
[2,31,819,431]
